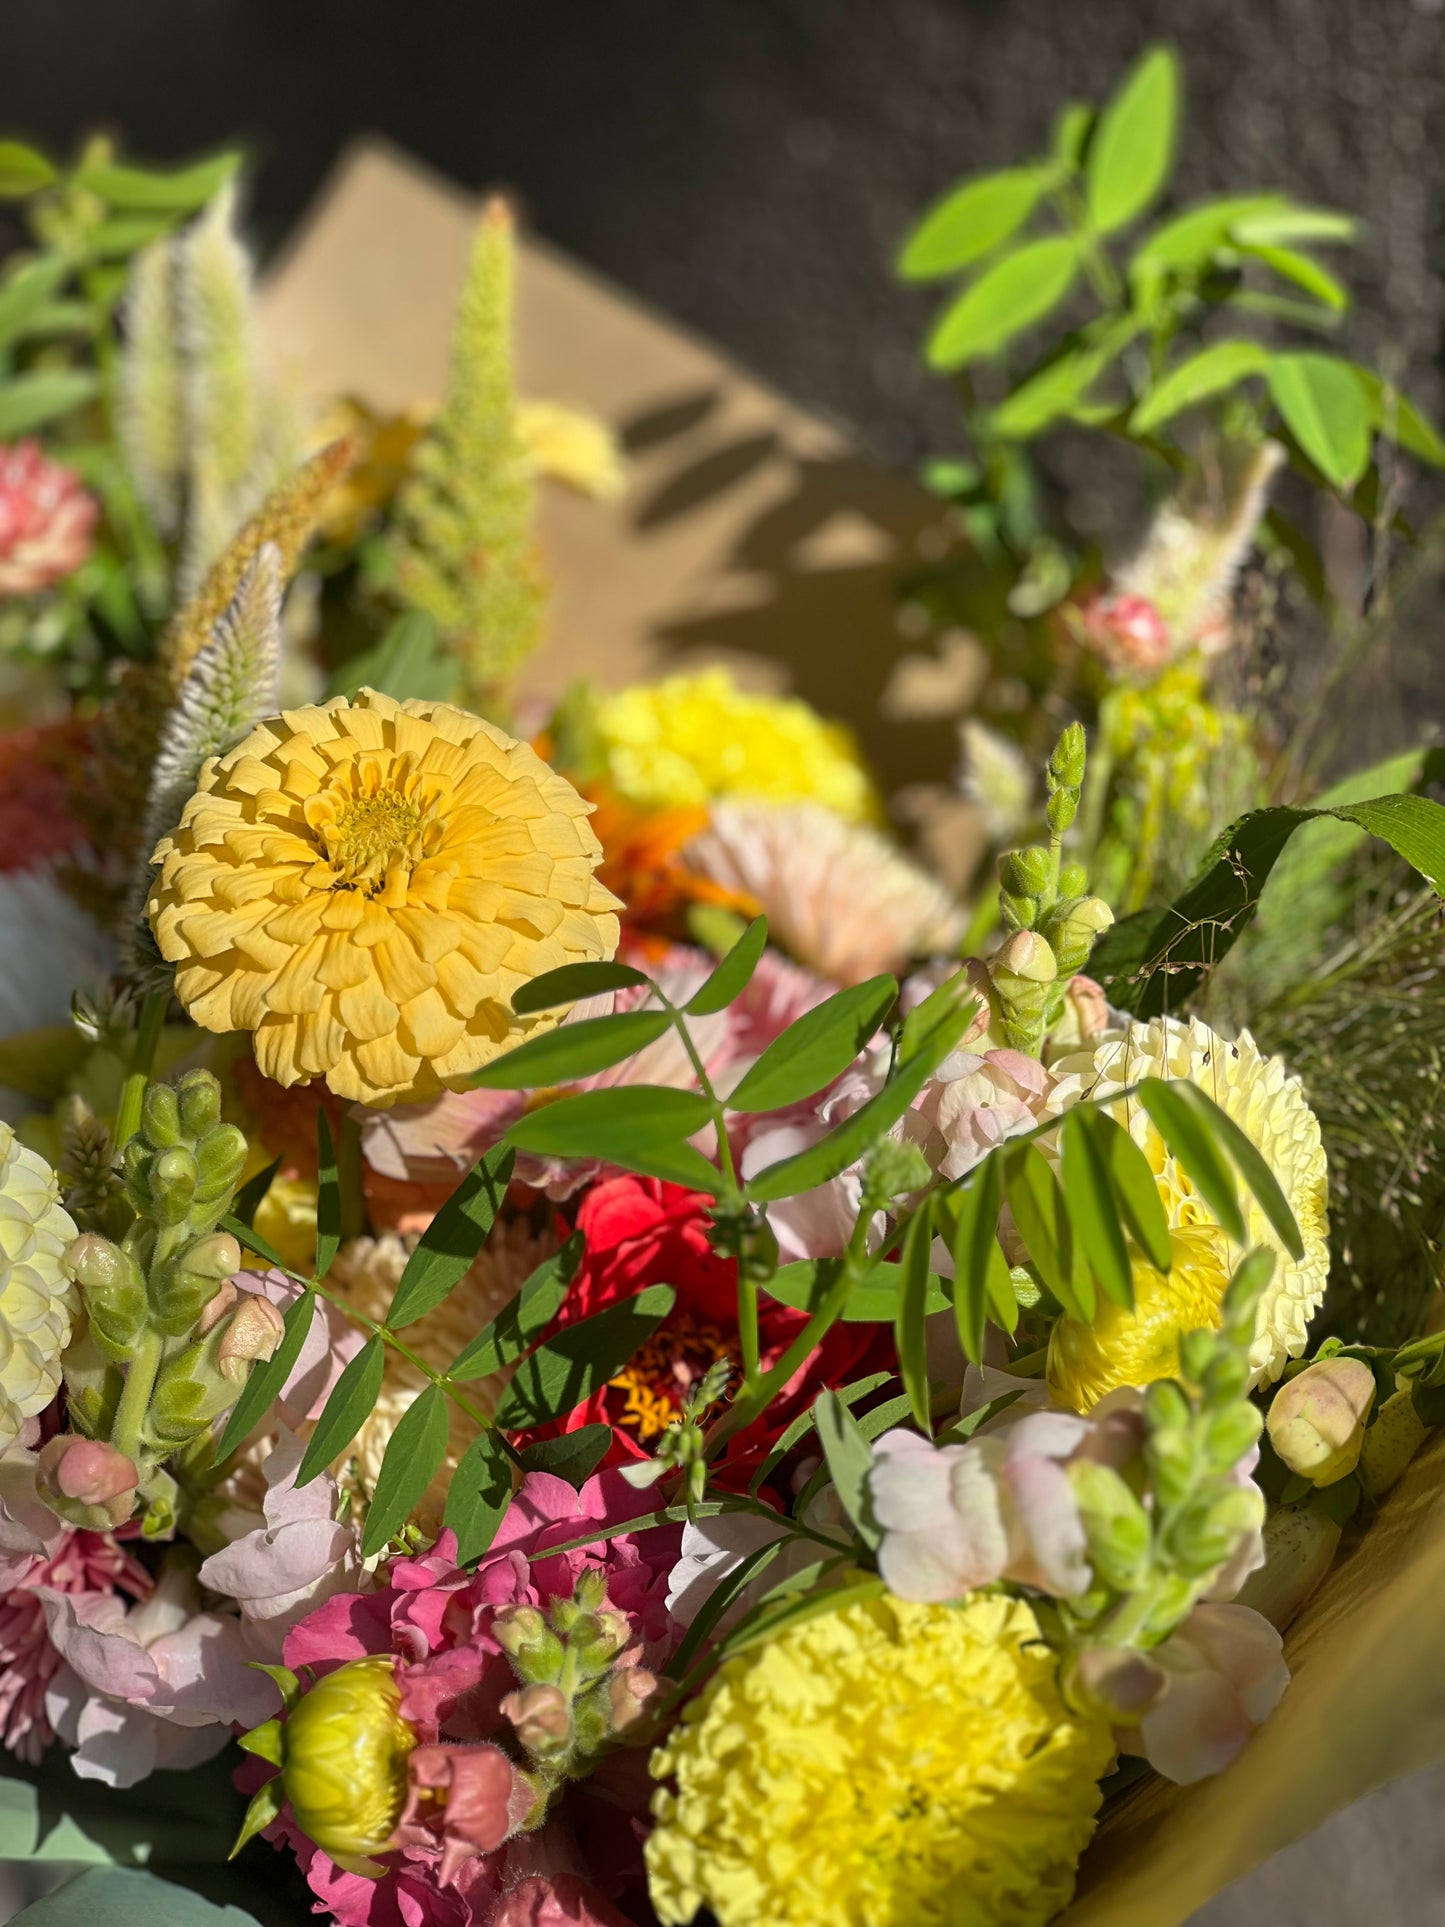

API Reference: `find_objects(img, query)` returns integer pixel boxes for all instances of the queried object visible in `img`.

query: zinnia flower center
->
[608,1310,738,1440]
[303,756,444,894]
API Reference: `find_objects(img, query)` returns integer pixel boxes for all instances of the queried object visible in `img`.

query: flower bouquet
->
[0,46,1444,1927]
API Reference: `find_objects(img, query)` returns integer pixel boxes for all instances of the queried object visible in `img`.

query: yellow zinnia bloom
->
[148,689,621,1107]
[592,669,881,824]
[646,1592,1111,1927]
[1046,1015,1329,1412]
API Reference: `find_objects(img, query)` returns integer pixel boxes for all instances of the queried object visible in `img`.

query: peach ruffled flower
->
[0,441,98,596]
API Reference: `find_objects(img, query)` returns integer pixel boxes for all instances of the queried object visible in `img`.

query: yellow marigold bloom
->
[1046,1016,1329,1412]
[0,1125,77,1448]
[147,689,621,1106]
[646,1592,1111,1927]
[592,669,881,824]
[282,1654,415,1864]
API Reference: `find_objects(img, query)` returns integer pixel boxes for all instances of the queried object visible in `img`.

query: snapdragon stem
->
[111,1329,164,1463]
[114,989,167,1153]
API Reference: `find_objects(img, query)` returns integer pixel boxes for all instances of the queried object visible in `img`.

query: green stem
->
[111,1328,164,1463]
[308,1275,501,1440]
[114,990,166,1153]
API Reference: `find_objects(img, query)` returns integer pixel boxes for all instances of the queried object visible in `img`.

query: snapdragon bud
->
[991,929,1059,1054]
[175,1069,223,1139]
[1266,1358,1375,1487]
[1165,1484,1264,1578]
[140,1082,182,1149]
[149,1146,198,1227]
[1068,1460,1151,1590]
[1049,722,1087,792]
[500,1684,572,1759]
[607,1664,660,1736]
[1359,1387,1428,1498]
[1000,846,1053,901]
[149,1230,242,1335]
[37,1435,139,1529]
[67,1232,147,1360]
[216,1295,286,1381]
[1064,1645,1166,1723]
[1044,895,1115,976]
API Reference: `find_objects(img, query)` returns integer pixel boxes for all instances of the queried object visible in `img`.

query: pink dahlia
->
[0,441,98,596]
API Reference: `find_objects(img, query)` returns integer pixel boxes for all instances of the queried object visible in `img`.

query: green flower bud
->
[140,1083,182,1150]
[1144,1381,1192,1433]
[1043,894,1115,976]
[193,1124,248,1212]
[1204,1400,1263,1472]
[149,1146,198,1226]
[1266,1357,1375,1487]
[1000,846,1053,901]
[1057,861,1088,899]
[67,1232,148,1361]
[1145,1424,1196,1508]
[1068,1459,1151,1590]
[150,1230,243,1336]
[999,891,1037,932]
[1049,722,1087,791]
[175,1070,223,1140]
[1359,1387,1429,1498]
[862,1137,932,1209]
[1201,1348,1251,1406]
[574,1569,609,1614]
[1046,786,1078,835]
[1166,1485,1264,1577]
[1177,1328,1216,1386]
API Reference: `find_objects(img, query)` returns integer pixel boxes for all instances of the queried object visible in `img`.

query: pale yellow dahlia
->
[147,689,621,1106]
[0,1126,77,1448]
[646,1592,1111,1927]
[1046,1016,1329,1412]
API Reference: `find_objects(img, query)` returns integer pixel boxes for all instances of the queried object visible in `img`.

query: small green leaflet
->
[762,1258,949,1323]
[1086,45,1180,234]
[386,1146,515,1328]
[1088,1109,1172,1272]
[491,1283,676,1430]
[74,151,242,211]
[749,1370,894,1497]
[0,257,68,350]
[443,1430,514,1564]
[511,960,650,1015]
[1058,1108,1135,1310]
[898,166,1050,281]
[296,1336,385,1486]
[470,1009,671,1089]
[1130,340,1273,434]
[214,1291,315,1460]
[1268,353,1373,490]
[813,1389,881,1548]
[360,1384,450,1557]
[231,1156,281,1231]
[0,141,57,197]
[314,1110,341,1280]
[0,371,101,439]
[726,974,896,1114]
[220,1217,295,1278]
[449,1234,582,1381]
[1003,1142,1091,1321]
[687,916,768,1015]
[505,1086,720,1192]
[517,1424,614,1487]
[926,234,1081,371]
[1129,195,1287,279]
[894,1199,936,1435]
[944,1154,1010,1362]
[1136,1079,1245,1245]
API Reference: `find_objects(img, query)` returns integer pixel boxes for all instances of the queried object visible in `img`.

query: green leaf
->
[387,1146,515,1329]
[1352,369,1445,467]
[813,1388,881,1546]
[220,1216,296,1278]
[1130,195,1288,279]
[748,1370,895,1497]
[444,1429,514,1562]
[360,1383,450,1556]
[899,166,1050,280]
[1136,1078,1245,1244]
[1003,1142,1091,1320]
[894,1199,936,1435]
[686,915,769,1015]
[214,1290,315,1459]
[1053,103,1094,170]
[505,1086,720,1191]
[231,1156,281,1232]
[1088,1109,1172,1272]
[989,335,1129,440]
[762,1258,949,1323]
[517,1423,614,1486]
[1268,353,1372,489]
[0,369,101,438]
[1059,1108,1135,1309]
[75,151,242,212]
[511,960,650,1014]
[471,1008,670,1089]
[717,1574,888,1662]
[87,215,177,259]
[0,256,69,349]
[926,235,1082,372]
[944,1154,1009,1362]
[726,975,896,1113]
[0,142,58,198]
[448,1234,582,1380]
[1130,341,1273,433]
[327,609,457,702]
[1243,243,1347,311]
[1086,46,1180,234]
[491,1284,675,1430]
[1230,205,1357,248]
[1155,1080,1303,1261]
[314,1110,341,1281]
[296,1335,386,1486]
[13,1869,260,1927]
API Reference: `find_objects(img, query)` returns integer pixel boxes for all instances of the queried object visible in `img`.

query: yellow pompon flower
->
[281,1655,415,1866]
[592,669,882,824]
[646,1592,1111,1927]
[147,688,622,1107]
[1046,1016,1329,1412]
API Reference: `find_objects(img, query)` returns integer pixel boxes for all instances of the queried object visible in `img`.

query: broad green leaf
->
[511,960,650,1014]
[762,1258,950,1323]
[1053,103,1094,170]
[686,915,768,1014]
[1131,195,1287,279]
[727,974,896,1113]
[0,369,101,438]
[1059,1108,1135,1309]
[75,151,242,211]
[296,1336,385,1486]
[1158,1081,1303,1260]
[361,1383,449,1556]
[231,1155,281,1231]
[1136,1078,1245,1245]
[1086,46,1180,234]
[505,1086,720,1191]
[1090,793,1445,1015]
[492,1283,675,1430]
[855,1391,917,1442]
[0,142,58,198]
[895,1199,936,1435]
[328,609,457,702]
[444,1429,514,1563]
[944,1154,1009,1361]
[11,1868,260,1927]
[470,1008,670,1089]
[387,1146,515,1328]
[814,1388,882,1544]
[87,215,176,259]
[1352,369,1445,466]
[1089,1109,1173,1272]
[518,1423,614,1486]
[926,235,1081,371]
[1231,205,1357,248]
[1130,341,1273,433]
[1003,1142,1091,1320]
[1244,243,1347,311]
[449,1234,582,1380]
[1268,353,1372,488]
[989,335,1128,440]
[314,1110,340,1280]
[899,166,1049,281]
[0,256,69,349]
[214,1290,315,1459]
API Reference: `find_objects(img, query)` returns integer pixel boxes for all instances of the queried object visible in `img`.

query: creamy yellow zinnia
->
[592,669,881,824]
[646,1592,1111,1927]
[147,689,621,1106]
[1046,1016,1329,1411]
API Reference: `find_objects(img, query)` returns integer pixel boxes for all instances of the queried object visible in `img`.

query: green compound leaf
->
[470,1008,671,1089]
[386,1146,515,1329]
[899,166,1050,281]
[686,915,769,1015]
[727,974,896,1113]
[361,1383,450,1557]
[1086,45,1180,235]
[491,1283,675,1430]
[296,1335,385,1487]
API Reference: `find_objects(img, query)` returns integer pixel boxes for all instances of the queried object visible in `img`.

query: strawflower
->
[147,688,622,1105]
[0,441,98,596]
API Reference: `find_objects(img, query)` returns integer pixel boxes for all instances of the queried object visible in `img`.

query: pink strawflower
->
[0,441,98,596]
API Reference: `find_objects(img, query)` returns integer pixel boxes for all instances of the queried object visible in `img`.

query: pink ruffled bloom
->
[908,1044,1052,1182]
[1126,1602,1289,1785]
[0,441,98,596]
[260,1470,681,1927]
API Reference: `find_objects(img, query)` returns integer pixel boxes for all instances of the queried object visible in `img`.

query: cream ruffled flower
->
[687,802,966,986]
[1045,1016,1329,1410]
[147,689,621,1106]
[0,1126,77,1447]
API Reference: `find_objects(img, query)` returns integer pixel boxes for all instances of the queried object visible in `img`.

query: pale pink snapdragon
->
[1121,1602,1289,1785]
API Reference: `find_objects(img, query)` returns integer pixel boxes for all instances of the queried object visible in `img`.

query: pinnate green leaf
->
[449,1234,582,1381]
[686,916,768,1015]
[1130,341,1273,433]
[511,961,650,1014]
[1136,1078,1245,1244]
[900,167,1049,281]
[1003,1142,1091,1320]
[1268,353,1372,489]
[231,1155,281,1231]
[471,1009,670,1089]
[1350,369,1445,467]
[444,1429,514,1563]
[214,1290,315,1460]
[1087,1109,1172,1272]
[0,257,69,349]
[517,1424,614,1486]
[505,1086,720,1191]
[296,1336,385,1486]
[762,1258,949,1323]
[1087,46,1180,234]
[926,235,1081,371]
[1244,244,1347,311]
[361,1383,449,1556]
[1150,1079,1303,1260]
[726,974,896,1113]
[0,370,101,438]
[894,1199,936,1435]
[1230,205,1357,248]
[1058,1108,1135,1309]
[1130,196,1287,279]
[492,1284,675,1430]
[387,1146,515,1328]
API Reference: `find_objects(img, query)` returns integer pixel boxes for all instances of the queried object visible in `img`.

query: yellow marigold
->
[1046,1016,1329,1412]
[147,689,621,1106]
[592,669,881,824]
[646,1592,1111,1927]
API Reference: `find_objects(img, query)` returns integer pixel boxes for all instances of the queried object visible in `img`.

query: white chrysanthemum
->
[687,802,967,986]
[0,1126,78,1445]
[1046,1016,1328,1408]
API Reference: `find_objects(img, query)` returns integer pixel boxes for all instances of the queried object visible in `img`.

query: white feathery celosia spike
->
[956,718,1036,844]
[117,238,185,536]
